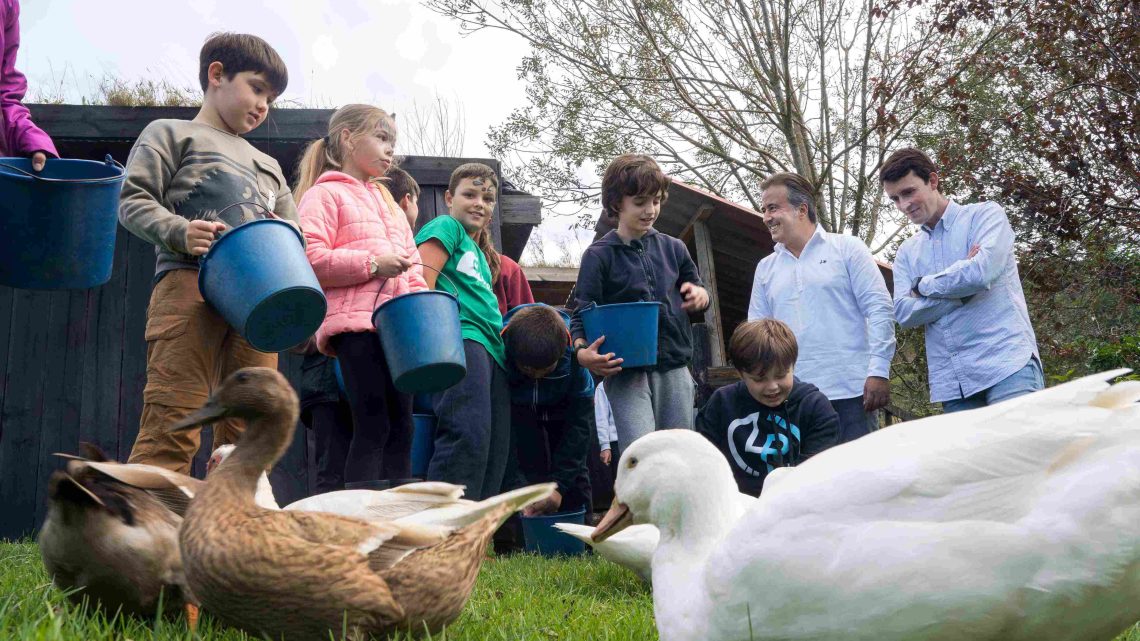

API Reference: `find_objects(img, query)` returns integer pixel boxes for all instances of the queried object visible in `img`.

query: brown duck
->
[172,367,554,640]
[37,444,202,622]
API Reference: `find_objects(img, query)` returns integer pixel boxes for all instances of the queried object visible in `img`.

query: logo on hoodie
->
[726,412,801,476]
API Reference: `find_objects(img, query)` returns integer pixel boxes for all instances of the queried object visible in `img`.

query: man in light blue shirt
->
[748,173,896,442]
[881,148,1042,412]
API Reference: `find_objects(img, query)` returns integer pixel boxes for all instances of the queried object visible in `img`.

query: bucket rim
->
[373,288,459,310]
[199,218,305,272]
[520,507,588,521]
[0,156,125,184]
[371,289,460,328]
[579,300,664,316]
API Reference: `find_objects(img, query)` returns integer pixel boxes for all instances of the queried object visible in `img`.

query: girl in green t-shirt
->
[414,163,510,500]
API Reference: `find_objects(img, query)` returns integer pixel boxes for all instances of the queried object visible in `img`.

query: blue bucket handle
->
[0,154,124,183]
[372,262,460,311]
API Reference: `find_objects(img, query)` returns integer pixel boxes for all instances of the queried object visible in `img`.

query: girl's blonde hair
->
[294,104,397,201]
[448,162,502,284]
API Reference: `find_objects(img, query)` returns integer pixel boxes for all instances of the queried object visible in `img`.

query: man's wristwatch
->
[911,277,924,298]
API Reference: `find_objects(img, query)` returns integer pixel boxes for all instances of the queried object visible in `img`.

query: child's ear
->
[444,190,453,207]
[207,61,225,87]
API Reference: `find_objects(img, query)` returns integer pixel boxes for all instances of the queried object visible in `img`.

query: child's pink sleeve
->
[299,186,372,288]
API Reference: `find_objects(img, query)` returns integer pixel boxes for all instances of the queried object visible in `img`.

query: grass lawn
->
[0,540,655,640]
[4,540,1139,641]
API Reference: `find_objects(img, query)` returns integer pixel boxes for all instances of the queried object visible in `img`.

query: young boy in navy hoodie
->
[696,319,840,496]
[571,154,708,451]
[501,303,595,516]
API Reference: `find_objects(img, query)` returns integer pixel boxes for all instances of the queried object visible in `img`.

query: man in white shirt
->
[747,173,896,442]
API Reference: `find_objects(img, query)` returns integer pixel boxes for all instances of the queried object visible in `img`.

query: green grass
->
[0,541,655,640]
[5,540,1139,641]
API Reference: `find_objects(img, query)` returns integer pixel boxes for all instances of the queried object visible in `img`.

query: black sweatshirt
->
[696,378,840,496]
[570,228,704,370]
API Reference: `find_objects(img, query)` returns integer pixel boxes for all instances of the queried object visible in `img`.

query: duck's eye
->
[235,372,250,384]
[628,457,638,469]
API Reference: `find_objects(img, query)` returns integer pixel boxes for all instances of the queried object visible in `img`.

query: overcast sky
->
[18,0,595,263]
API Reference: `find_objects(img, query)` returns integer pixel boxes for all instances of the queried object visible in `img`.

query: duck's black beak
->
[170,399,228,432]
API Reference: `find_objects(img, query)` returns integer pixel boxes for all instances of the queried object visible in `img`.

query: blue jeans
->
[942,357,1044,413]
[830,396,878,443]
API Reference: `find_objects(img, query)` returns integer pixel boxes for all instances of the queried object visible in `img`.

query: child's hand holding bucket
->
[186,219,228,256]
[576,336,624,377]
[369,253,413,278]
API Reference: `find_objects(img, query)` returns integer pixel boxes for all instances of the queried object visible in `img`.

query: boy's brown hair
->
[879,148,939,185]
[386,166,420,204]
[601,154,671,219]
[448,163,502,284]
[199,32,289,96]
[502,305,570,371]
[728,319,798,376]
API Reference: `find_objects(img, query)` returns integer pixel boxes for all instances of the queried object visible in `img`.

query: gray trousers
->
[604,365,695,451]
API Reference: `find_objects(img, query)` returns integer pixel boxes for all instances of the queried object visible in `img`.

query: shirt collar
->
[774,224,826,257]
[922,200,960,234]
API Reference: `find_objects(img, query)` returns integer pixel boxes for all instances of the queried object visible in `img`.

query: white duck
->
[554,486,761,584]
[554,522,660,581]
[207,444,475,522]
[592,370,1140,641]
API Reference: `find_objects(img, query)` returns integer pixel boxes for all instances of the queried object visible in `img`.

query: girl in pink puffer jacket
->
[295,104,427,486]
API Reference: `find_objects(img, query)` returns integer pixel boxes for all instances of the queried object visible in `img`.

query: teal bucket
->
[198,218,326,353]
[521,508,587,557]
[372,290,466,393]
[411,414,436,477]
[580,302,663,368]
[0,156,125,290]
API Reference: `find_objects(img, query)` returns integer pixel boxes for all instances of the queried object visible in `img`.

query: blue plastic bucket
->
[580,302,663,368]
[411,414,437,477]
[198,219,326,352]
[521,508,587,557]
[0,156,125,289]
[372,290,466,393]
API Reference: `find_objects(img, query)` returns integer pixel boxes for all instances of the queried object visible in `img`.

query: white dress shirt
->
[748,225,896,400]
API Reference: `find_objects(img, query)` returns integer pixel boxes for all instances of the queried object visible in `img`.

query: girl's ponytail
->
[294,104,396,201]
[475,225,502,285]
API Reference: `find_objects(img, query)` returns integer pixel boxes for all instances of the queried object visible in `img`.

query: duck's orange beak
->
[591,501,632,542]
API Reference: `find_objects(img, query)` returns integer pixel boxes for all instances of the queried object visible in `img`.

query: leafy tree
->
[427,0,1007,245]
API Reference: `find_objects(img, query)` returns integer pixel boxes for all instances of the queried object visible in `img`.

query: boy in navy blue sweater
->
[502,303,595,516]
[696,319,840,496]
[571,154,708,451]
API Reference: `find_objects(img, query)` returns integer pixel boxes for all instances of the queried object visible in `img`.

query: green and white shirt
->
[415,215,506,369]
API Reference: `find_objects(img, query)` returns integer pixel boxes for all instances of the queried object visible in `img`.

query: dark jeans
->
[331,331,413,483]
[307,400,353,493]
[503,405,592,514]
[830,396,878,443]
[428,340,510,500]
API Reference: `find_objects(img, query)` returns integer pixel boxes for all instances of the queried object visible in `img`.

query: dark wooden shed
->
[0,104,541,540]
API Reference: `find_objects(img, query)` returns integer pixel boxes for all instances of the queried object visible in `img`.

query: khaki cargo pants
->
[127,269,277,474]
